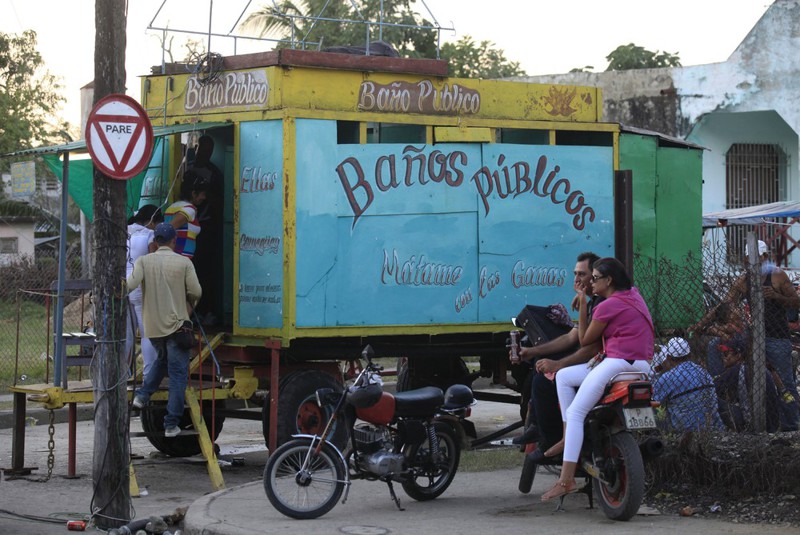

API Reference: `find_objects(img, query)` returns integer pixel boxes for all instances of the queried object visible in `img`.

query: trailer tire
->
[140,400,225,457]
[262,370,347,449]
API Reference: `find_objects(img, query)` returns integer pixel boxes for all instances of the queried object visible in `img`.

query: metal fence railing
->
[634,239,800,436]
[0,250,89,392]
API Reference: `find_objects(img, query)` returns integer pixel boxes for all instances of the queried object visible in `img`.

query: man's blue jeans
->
[766,337,800,430]
[135,334,190,429]
[705,336,724,377]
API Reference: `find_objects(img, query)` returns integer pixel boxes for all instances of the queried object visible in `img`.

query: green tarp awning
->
[32,121,230,222]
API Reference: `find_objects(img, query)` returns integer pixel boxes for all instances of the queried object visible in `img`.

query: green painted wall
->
[620,133,704,331]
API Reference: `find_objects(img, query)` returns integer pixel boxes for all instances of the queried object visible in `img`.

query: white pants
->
[556,357,651,463]
[125,290,157,377]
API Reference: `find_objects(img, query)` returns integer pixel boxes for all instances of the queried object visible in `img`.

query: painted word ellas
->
[358,80,481,115]
[185,70,269,113]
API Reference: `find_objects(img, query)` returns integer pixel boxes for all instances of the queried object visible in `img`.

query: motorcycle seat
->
[393,386,445,417]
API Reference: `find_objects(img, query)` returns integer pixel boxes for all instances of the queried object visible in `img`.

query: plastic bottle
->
[509,331,520,364]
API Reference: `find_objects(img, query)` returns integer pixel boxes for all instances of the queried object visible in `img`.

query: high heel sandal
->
[541,480,578,502]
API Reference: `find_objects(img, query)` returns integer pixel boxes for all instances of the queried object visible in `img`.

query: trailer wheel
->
[140,400,225,457]
[262,370,347,449]
[395,356,471,392]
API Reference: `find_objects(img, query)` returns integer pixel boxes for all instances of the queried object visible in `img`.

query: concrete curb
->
[0,403,95,429]
[183,483,261,535]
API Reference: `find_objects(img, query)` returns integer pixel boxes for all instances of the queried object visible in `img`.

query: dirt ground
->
[645,430,800,526]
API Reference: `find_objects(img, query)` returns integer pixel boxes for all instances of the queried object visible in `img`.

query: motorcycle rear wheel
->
[592,432,645,521]
[263,438,346,519]
[401,421,460,501]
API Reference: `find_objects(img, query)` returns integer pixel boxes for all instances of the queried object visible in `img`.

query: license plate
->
[623,407,656,430]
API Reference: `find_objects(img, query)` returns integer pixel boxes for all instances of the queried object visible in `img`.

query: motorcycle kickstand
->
[385,480,405,511]
[555,478,592,513]
[583,479,594,510]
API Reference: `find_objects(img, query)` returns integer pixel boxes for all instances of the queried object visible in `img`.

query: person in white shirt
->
[125,204,162,376]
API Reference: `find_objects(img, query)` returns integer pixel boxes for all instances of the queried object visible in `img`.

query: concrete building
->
[0,216,36,266]
[509,0,800,264]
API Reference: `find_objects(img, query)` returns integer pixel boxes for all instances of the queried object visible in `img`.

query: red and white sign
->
[86,94,154,180]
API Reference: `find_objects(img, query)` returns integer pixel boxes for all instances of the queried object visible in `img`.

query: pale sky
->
[0,0,774,132]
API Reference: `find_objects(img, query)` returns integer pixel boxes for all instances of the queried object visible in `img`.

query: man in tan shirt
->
[129,222,202,437]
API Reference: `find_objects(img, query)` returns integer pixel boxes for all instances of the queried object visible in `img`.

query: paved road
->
[0,384,791,534]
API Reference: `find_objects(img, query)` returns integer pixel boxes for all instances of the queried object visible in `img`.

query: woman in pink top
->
[541,257,654,501]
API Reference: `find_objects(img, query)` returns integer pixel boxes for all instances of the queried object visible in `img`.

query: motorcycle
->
[263,345,477,519]
[518,363,663,521]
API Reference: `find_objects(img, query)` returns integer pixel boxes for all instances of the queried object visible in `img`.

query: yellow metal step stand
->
[129,462,140,497]
[185,387,225,491]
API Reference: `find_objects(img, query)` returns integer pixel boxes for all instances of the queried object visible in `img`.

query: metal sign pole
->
[54,151,70,388]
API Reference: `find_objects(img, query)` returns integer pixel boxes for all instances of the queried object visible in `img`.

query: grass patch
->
[460,446,521,472]
[0,296,92,391]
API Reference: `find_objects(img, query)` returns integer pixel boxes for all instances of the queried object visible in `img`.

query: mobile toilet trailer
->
[134,49,702,452]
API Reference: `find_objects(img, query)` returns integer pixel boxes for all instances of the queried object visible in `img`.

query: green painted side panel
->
[655,145,704,328]
[620,134,704,330]
[656,147,703,262]
[619,134,657,266]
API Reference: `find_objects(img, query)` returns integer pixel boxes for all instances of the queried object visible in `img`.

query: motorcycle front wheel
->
[401,421,460,501]
[263,438,346,519]
[592,431,645,521]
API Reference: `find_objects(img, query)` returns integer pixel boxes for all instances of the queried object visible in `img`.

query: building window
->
[497,128,549,145]
[725,143,785,261]
[366,122,426,144]
[337,121,360,144]
[0,237,19,254]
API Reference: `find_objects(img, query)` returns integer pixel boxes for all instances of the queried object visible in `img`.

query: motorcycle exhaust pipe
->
[639,436,664,460]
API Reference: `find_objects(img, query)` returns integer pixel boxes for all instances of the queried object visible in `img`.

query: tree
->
[605,43,681,71]
[440,36,526,78]
[240,0,437,57]
[0,30,70,165]
[239,0,526,76]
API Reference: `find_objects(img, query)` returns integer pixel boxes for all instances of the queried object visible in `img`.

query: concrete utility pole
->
[91,0,131,528]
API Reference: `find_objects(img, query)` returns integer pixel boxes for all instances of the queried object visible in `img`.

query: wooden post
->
[267,339,280,453]
[91,0,131,528]
[747,233,767,433]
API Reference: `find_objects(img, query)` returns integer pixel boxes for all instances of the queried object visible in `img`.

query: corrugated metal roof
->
[0,121,231,158]
[620,124,706,150]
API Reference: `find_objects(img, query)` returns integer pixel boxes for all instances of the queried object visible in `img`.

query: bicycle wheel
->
[263,438,346,519]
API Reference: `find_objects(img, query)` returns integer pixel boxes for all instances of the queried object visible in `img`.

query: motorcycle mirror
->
[362,344,375,362]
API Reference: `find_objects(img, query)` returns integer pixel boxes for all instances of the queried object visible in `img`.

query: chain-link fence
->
[0,250,89,393]
[635,239,800,436]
